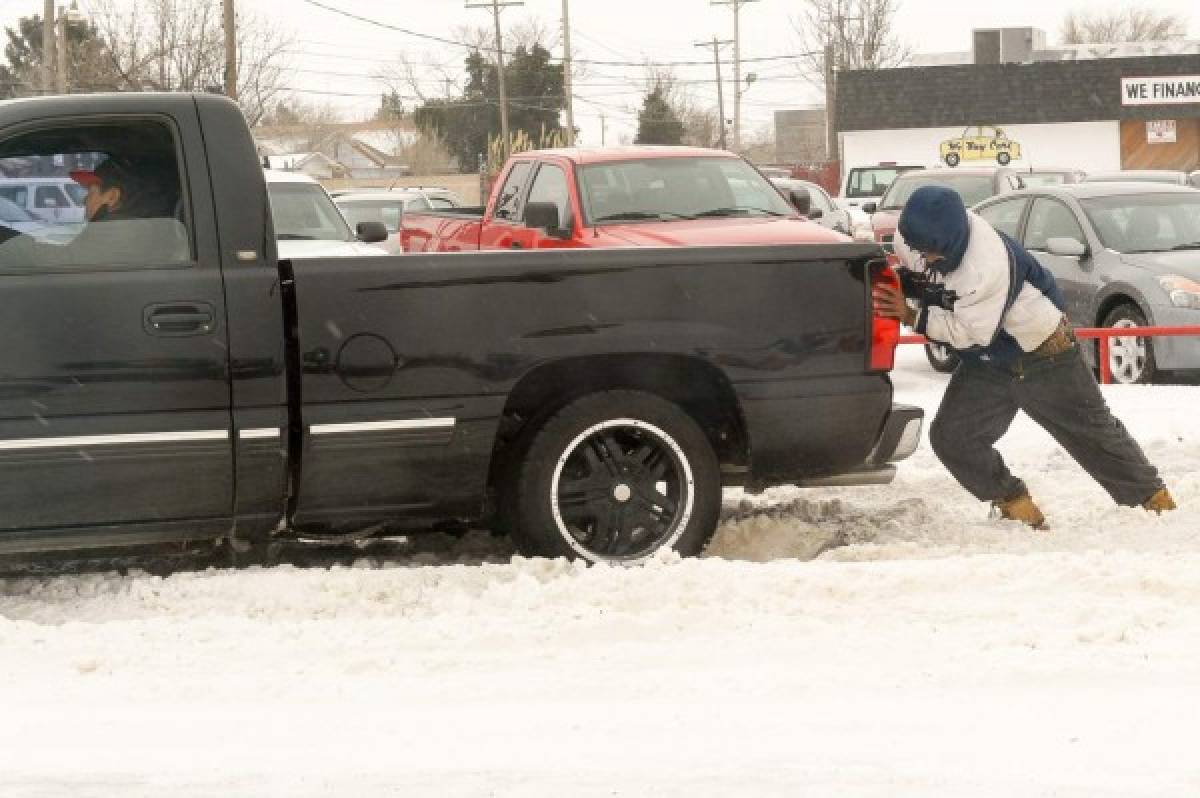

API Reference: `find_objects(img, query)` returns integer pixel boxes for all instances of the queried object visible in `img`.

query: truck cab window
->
[0,119,191,272]
[493,161,532,221]
[34,185,68,210]
[524,163,572,231]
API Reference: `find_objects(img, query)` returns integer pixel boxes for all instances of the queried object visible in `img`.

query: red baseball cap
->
[69,169,102,189]
[69,157,134,191]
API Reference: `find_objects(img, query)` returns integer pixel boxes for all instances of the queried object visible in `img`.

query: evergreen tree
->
[414,43,566,172]
[635,87,684,146]
[0,14,120,98]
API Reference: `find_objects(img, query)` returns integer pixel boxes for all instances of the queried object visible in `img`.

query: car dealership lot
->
[1,346,1198,797]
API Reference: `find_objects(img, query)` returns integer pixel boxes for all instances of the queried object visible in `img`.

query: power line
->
[301,0,817,68]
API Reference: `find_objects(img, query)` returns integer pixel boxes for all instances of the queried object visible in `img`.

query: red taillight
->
[869,264,901,372]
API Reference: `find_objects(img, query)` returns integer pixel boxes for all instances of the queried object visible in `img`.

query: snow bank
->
[1,346,1198,797]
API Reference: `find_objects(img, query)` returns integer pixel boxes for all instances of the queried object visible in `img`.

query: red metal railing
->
[898,326,1200,384]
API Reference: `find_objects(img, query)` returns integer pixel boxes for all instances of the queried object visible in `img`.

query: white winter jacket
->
[894,211,1064,353]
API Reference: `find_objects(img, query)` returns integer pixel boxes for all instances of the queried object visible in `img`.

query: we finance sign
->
[1121,76,1200,105]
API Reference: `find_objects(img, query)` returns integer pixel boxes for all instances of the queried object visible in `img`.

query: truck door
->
[479,160,533,250]
[0,104,234,539]
[520,162,579,248]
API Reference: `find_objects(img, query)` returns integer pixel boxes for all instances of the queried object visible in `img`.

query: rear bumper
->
[793,403,923,488]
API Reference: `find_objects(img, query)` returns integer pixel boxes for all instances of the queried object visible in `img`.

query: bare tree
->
[1060,7,1187,44]
[791,0,909,89]
[91,0,291,125]
[257,98,344,152]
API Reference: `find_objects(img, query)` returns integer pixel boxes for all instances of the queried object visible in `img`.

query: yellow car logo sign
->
[940,125,1022,167]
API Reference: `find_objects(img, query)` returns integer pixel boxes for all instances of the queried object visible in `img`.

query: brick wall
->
[836,54,1200,132]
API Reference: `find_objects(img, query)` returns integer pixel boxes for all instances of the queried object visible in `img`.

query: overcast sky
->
[2,0,1195,145]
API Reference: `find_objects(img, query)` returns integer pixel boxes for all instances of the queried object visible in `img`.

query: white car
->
[333,188,463,255]
[0,176,88,224]
[264,170,387,259]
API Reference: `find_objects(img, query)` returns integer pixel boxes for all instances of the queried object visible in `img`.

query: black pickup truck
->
[0,93,921,564]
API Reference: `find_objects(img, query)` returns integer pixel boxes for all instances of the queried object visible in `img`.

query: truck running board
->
[795,465,898,488]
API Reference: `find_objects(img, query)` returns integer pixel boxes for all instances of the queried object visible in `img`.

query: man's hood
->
[897,185,971,274]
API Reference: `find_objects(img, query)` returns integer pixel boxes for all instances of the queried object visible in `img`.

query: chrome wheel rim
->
[550,419,695,563]
[1109,319,1147,384]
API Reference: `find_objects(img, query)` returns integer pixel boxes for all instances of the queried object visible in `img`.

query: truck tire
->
[1102,304,1157,385]
[506,390,721,564]
[944,153,960,167]
[997,152,1011,165]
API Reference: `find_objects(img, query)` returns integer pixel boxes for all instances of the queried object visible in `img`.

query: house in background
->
[261,152,344,179]
[254,121,424,179]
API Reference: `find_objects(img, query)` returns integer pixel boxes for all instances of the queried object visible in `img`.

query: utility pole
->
[54,5,67,94]
[825,2,861,165]
[710,0,758,152]
[561,0,575,146]
[695,37,733,150]
[42,0,55,94]
[467,0,524,159]
[824,42,836,160]
[599,113,606,146]
[223,0,237,101]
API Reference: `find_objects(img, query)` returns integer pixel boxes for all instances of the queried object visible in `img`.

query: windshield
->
[845,166,919,199]
[64,183,87,205]
[880,174,994,210]
[578,157,794,223]
[0,196,34,223]
[1081,194,1200,253]
[337,200,405,233]
[267,182,353,241]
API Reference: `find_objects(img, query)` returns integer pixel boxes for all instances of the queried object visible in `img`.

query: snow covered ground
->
[2,346,1199,797]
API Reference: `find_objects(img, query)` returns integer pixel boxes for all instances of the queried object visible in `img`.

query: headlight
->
[1158,275,1200,309]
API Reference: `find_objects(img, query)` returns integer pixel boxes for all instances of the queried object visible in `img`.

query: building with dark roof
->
[833,29,1200,176]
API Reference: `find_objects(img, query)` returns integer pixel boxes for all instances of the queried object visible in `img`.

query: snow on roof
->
[262,168,320,184]
[351,130,420,156]
[263,153,340,172]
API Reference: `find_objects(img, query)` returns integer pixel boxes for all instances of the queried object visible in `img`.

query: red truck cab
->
[401,146,848,253]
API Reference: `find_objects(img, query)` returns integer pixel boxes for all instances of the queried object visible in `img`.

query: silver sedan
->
[975,183,1200,384]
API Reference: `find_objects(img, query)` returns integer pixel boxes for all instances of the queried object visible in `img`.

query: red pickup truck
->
[400,146,846,252]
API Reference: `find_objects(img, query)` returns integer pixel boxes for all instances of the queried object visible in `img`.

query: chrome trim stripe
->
[239,428,280,440]
[311,418,456,436]
[0,430,229,451]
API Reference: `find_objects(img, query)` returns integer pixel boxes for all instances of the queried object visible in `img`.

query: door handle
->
[144,302,217,336]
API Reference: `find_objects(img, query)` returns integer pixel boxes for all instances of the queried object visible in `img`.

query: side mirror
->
[861,201,878,215]
[524,201,570,239]
[807,208,825,220]
[1046,236,1087,258]
[788,188,811,216]
[355,221,389,244]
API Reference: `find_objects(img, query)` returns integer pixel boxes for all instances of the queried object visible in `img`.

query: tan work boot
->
[993,492,1047,530]
[1142,488,1177,514]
